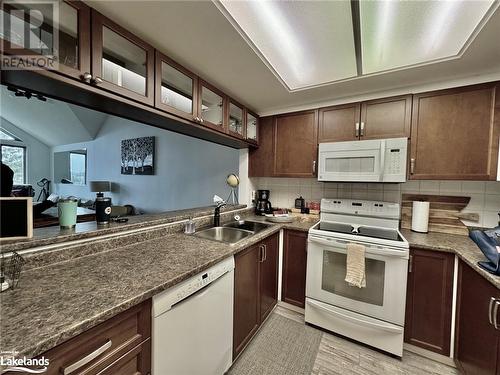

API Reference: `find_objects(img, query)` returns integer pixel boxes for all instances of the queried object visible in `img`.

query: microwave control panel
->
[386,148,403,174]
[382,138,407,181]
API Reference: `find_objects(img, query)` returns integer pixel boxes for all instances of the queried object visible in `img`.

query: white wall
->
[53,116,240,213]
[250,177,500,228]
[1,118,51,198]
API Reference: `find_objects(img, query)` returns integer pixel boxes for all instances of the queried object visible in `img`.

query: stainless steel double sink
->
[193,220,271,245]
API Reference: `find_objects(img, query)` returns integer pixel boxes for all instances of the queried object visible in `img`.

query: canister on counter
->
[58,198,78,229]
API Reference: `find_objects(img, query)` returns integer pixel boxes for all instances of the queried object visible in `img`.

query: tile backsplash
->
[249,178,500,228]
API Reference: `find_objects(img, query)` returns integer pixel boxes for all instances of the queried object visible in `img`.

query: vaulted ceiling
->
[86,0,500,115]
[0,85,108,147]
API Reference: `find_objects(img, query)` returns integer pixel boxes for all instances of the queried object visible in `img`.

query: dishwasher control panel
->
[152,256,235,317]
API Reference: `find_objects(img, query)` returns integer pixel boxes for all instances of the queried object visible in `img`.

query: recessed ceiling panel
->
[217,0,357,91]
[360,0,497,74]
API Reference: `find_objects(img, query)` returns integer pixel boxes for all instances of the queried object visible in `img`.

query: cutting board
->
[401,194,479,236]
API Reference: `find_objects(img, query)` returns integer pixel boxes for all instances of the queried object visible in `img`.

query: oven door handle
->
[307,299,402,333]
[308,236,408,259]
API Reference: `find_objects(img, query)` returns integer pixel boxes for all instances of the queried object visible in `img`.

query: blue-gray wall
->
[53,116,239,213]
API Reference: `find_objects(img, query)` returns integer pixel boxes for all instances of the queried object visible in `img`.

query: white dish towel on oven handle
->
[345,243,366,288]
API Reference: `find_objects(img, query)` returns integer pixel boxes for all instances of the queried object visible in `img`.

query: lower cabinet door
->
[260,233,279,322]
[404,248,454,355]
[233,244,260,359]
[99,340,151,375]
[456,260,500,375]
[282,230,308,308]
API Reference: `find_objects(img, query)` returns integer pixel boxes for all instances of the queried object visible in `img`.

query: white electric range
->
[305,198,409,357]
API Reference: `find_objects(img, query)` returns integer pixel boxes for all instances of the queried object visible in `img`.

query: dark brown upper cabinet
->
[197,80,227,132]
[360,95,412,140]
[246,110,259,145]
[318,95,411,143]
[91,10,155,105]
[1,0,91,81]
[318,103,361,142]
[227,99,245,139]
[410,83,499,180]
[155,50,198,122]
[274,110,318,177]
[249,116,274,177]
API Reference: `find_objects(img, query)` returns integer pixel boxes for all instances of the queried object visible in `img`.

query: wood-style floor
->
[274,305,459,375]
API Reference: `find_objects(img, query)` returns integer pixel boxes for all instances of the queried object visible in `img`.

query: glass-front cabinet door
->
[246,111,259,144]
[0,0,90,79]
[198,80,226,131]
[155,51,197,121]
[228,100,245,138]
[91,10,154,105]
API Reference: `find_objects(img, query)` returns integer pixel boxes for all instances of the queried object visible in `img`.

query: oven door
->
[306,235,408,325]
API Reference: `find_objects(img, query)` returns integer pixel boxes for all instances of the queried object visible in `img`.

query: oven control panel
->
[321,199,400,219]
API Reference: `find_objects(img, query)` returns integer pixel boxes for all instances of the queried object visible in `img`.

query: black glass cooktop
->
[317,222,404,242]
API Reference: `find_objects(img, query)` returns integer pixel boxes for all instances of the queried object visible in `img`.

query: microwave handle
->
[379,140,386,182]
[308,236,408,259]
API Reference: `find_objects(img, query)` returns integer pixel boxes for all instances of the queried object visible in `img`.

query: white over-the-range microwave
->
[318,137,408,183]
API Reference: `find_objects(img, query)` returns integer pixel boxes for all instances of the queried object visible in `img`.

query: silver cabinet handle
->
[408,255,413,273]
[355,122,360,137]
[360,122,365,136]
[494,300,500,329]
[490,297,495,324]
[259,245,265,262]
[92,76,103,85]
[410,158,415,174]
[62,339,112,375]
[312,160,316,173]
[81,72,92,83]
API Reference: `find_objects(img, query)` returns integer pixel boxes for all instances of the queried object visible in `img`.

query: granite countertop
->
[0,215,318,359]
[0,204,247,253]
[243,213,319,232]
[401,229,500,288]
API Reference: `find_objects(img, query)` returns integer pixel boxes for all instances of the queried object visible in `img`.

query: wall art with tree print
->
[121,136,155,175]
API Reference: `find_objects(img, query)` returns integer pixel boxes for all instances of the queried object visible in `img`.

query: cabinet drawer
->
[98,339,151,375]
[42,300,151,375]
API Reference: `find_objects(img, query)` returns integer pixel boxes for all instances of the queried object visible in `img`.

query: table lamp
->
[226,174,239,205]
[90,181,111,225]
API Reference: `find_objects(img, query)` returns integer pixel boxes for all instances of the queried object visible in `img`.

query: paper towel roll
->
[412,201,430,233]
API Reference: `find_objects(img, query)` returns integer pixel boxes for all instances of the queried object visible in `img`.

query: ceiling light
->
[216,0,357,91]
[360,0,498,74]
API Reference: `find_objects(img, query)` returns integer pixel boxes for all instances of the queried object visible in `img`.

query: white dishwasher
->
[152,256,234,375]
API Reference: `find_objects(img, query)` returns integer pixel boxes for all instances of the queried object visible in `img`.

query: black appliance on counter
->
[255,189,273,215]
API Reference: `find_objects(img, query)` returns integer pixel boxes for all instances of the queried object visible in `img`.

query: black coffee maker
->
[255,190,273,215]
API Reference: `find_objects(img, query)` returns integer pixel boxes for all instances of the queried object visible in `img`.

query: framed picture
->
[0,197,33,239]
[121,136,155,175]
